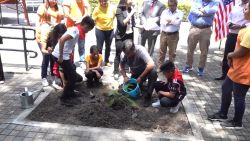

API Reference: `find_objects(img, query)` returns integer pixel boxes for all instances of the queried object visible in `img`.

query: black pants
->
[141,30,159,56]
[95,28,114,63]
[0,54,4,81]
[114,33,133,74]
[131,69,158,99]
[154,81,179,107]
[222,33,238,77]
[85,68,103,82]
[54,57,78,98]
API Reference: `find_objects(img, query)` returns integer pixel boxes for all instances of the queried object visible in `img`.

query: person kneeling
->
[85,45,103,87]
[152,60,186,113]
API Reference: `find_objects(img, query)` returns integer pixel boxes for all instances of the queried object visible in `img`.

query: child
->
[52,16,95,104]
[152,60,186,113]
[85,45,103,86]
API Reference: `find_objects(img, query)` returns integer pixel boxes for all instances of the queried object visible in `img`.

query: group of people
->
[33,0,250,128]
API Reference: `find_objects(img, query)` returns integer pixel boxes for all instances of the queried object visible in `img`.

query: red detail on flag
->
[214,0,235,41]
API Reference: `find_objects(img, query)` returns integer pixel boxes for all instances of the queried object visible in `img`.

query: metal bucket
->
[20,92,34,109]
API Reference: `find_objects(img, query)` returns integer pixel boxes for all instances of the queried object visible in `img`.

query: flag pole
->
[219,40,221,50]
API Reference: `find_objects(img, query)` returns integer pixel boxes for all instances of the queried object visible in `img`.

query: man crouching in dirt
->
[52,16,95,105]
[120,39,158,107]
[152,60,186,113]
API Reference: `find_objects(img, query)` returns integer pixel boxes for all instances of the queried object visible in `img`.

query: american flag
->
[214,0,235,41]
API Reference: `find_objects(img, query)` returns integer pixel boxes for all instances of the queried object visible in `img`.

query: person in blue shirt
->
[182,0,219,76]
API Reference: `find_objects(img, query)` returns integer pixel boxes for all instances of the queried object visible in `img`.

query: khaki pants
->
[158,31,179,66]
[186,26,212,68]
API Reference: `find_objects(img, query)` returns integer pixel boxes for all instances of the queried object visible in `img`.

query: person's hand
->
[136,77,142,84]
[227,53,233,68]
[47,47,53,54]
[230,24,242,29]
[85,69,89,74]
[124,76,129,83]
[58,56,63,64]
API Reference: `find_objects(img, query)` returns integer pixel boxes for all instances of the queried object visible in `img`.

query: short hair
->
[80,16,95,29]
[123,39,135,53]
[90,45,99,54]
[160,60,175,72]
[168,0,177,5]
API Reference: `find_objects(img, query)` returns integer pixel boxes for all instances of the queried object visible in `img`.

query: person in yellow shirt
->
[36,0,64,86]
[208,1,250,129]
[63,0,90,63]
[85,45,103,87]
[92,0,116,67]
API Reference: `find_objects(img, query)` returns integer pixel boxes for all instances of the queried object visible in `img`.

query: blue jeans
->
[38,43,54,78]
[95,28,114,63]
[78,39,85,62]
[220,76,250,123]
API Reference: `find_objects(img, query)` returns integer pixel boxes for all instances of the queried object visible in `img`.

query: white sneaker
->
[152,99,161,108]
[170,102,181,113]
[52,80,62,90]
[114,74,119,80]
[42,78,49,87]
[0,81,4,84]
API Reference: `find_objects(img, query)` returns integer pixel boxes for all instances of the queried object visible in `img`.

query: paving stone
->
[34,133,46,139]
[6,125,17,130]
[0,135,7,140]
[78,136,90,141]
[26,132,37,138]
[0,124,9,129]
[3,135,15,141]
[22,138,33,141]
[1,129,13,135]
[9,130,20,136]
[13,136,25,141]
[44,133,62,140]
[17,131,28,137]
[14,125,25,131]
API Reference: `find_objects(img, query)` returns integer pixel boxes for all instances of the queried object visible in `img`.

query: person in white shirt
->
[139,0,165,56]
[52,16,95,105]
[158,0,183,67]
[215,0,249,80]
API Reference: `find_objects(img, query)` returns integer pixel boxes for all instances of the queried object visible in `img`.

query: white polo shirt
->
[52,27,79,60]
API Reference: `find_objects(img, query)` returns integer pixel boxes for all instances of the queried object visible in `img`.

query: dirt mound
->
[27,83,192,135]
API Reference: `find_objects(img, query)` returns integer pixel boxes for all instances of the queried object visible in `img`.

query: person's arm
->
[169,10,183,26]
[119,55,129,82]
[83,0,91,16]
[160,10,167,25]
[137,60,154,83]
[89,55,103,70]
[158,91,175,98]
[57,34,73,63]
[201,1,219,16]
[228,46,250,67]
[92,7,99,21]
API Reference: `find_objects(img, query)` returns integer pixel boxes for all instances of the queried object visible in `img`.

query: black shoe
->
[60,98,74,107]
[70,90,82,98]
[143,98,151,107]
[208,113,227,121]
[221,120,243,129]
[214,76,226,80]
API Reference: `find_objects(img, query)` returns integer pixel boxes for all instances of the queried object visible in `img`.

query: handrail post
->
[22,27,28,71]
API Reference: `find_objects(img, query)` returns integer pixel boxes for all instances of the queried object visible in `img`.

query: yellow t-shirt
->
[36,24,53,43]
[37,3,64,25]
[85,54,103,68]
[92,4,116,31]
[227,27,250,85]
[63,0,85,28]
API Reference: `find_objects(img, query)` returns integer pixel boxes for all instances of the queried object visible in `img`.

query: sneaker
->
[170,102,181,113]
[207,113,227,121]
[114,73,119,80]
[105,62,112,67]
[42,78,49,87]
[197,68,204,76]
[221,120,243,129]
[182,66,192,73]
[0,80,4,84]
[52,80,62,90]
[152,99,161,108]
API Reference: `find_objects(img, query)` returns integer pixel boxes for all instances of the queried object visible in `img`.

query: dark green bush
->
[178,2,191,22]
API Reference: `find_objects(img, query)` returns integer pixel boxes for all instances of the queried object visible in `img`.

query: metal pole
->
[0,5,3,26]
[16,0,19,24]
[22,27,28,71]
[219,40,222,50]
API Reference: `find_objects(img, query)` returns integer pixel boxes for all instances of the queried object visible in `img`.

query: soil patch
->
[27,83,192,135]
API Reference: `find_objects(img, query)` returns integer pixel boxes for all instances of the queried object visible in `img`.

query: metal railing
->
[0,26,37,71]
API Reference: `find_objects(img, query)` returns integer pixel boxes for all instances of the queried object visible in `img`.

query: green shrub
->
[178,2,191,22]
[89,0,120,14]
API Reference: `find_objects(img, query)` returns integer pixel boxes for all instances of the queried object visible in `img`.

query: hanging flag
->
[214,0,235,41]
